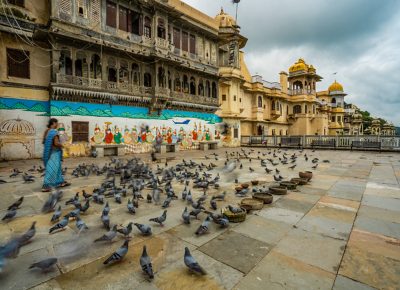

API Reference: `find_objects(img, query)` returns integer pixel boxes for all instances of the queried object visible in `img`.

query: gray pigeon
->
[102,202,110,216]
[189,208,202,219]
[76,216,89,231]
[49,216,69,234]
[127,199,136,214]
[215,217,229,228]
[103,240,129,265]
[149,210,167,226]
[51,206,62,222]
[228,205,243,214]
[94,225,118,242]
[161,197,172,209]
[140,245,154,279]
[18,221,36,246]
[0,238,20,259]
[101,212,110,230]
[2,209,16,221]
[182,207,190,224]
[210,199,217,210]
[152,188,161,205]
[195,216,211,235]
[67,208,80,219]
[134,223,152,236]
[29,257,58,271]
[117,222,133,237]
[184,247,206,275]
[7,197,24,211]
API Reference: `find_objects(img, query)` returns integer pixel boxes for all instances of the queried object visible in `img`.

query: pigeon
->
[2,209,17,221]
[117,222,133,237]
[102,202,110,216]
[51,206,62,223]
[184,247,206,275]
[152,188,161,205]
[29,258,58,271]
[49,216,69,234]
[82,190,92,200]
[182,207,190,224]
[22,173,35,183]
[127,199,136,214]
[161,197,172,208]
[189,208,202,219]
[0,238,20,259]
[76,216,89,231]
[18,221,36,246]
[134,223,152,236]
[195,216,211,235]
[65,193,79,205]
[249,167,254,172]
[140,246,154,279]
[228,205,243,214]
[288,164,296,170]
[94,225,118,242]
[215,217,229,228]
[210,199,217,210]
[312,164,318,169]
[67,208,80,219]
[7,197,24,210]
[149,210,167,226]
[80,200,90,213]
[146,194,152,203]
[212,191,226,201]
[103,240,129,265]
[101,212,110,230]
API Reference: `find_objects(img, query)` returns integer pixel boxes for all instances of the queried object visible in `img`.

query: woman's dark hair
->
[47,118,58,128]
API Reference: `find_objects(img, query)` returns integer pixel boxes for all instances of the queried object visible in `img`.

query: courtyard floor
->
[0,148,399,290]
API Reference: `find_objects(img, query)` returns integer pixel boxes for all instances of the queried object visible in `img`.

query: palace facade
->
[0,1,396,160]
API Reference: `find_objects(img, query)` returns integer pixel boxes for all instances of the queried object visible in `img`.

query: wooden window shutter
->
[182,31,188,52]
[106,1,116,28]
[119,6,128,31]
[173,28,180,49]
[189,34,196,54]
[7,48,30,79]
[127,10,132,33]
[139,14,143,36]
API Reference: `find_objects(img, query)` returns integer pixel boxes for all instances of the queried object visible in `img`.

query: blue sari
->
[43,129,64,189]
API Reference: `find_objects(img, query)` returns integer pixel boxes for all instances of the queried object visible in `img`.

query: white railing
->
[241,135,400,150]
[251,75,281,89]
[289,89,316,96]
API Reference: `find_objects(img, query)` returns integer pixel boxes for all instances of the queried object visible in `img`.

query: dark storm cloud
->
[183,0,400,124]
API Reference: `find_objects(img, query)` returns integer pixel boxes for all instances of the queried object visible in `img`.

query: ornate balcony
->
[289,89,316,96]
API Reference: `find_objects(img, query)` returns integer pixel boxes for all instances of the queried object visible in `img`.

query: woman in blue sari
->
[42,118,70,192]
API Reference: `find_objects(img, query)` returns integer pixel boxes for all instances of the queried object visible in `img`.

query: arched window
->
[293,80,303,90]
[174,75,181,92]
[312,105,315,114]
[190,77,196,95]
[132,63,140,85]
[286,130,288,135]
[167,71,171,89]
[211,82,217,98]
[183,75,189,93]
[144,16,152,38]
[119,60,128,83]
[205,81,210,98]
[258,96,262,108]
[158,67,165,87]
[332,98,336,104]
[157,18,165,39]
[271,100,276,110]
[293,105,302,114]
[75,52,87,78]
[305,104,308,113]
[108,57,117,82]
[198,80,204,96]
[59,49,72,76]
[90,54,101,79]
[279,129,283,135]
[144,73,152,87]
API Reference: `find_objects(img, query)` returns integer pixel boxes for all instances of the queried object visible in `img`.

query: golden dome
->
[215,8,237,28]
[0,118,35,136]
[289,58,311,73]
[328,81,344,93]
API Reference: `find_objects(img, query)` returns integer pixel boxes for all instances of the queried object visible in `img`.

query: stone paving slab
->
[199,230,271,274]
[332,275,378,290]
[354,215,400,240]
[232,215,292,245]
[257,207,305,225]
[233,251,335,290]
[274,228,346,273]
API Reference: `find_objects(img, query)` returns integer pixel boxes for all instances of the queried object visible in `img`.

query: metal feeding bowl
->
[299,171,313,181]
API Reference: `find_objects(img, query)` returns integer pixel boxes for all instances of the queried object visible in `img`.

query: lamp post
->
[232,0,240,22]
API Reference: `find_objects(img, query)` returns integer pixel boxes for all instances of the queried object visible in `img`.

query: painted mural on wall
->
[0,98,49,160]
[50,100,224,156]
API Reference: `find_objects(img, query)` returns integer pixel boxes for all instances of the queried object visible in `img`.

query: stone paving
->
[0,148,399,290]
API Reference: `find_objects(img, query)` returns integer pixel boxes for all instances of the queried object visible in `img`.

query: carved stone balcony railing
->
[170,91,218,106]
[155,37,169,50]
[56,73,152,95]
[289,89,316,96]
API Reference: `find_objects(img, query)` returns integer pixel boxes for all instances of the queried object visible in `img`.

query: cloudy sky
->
[183,0,400,125]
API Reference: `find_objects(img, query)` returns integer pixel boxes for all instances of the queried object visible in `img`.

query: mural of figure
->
[131,127,138,144]
[178,127,184,142]
[57,123,70,144]
[197,125,203,141]
[104,125,114,144]
[114,126,122,144]
[172,129,178,144]
[91,124,104,144]
[166,130,172,144]
[192,124,198,141]
[123,126,132,144]
[205,129,211,141]
[146,129,155,143]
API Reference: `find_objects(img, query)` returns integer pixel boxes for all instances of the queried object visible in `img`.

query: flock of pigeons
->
[0,148,323,281]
